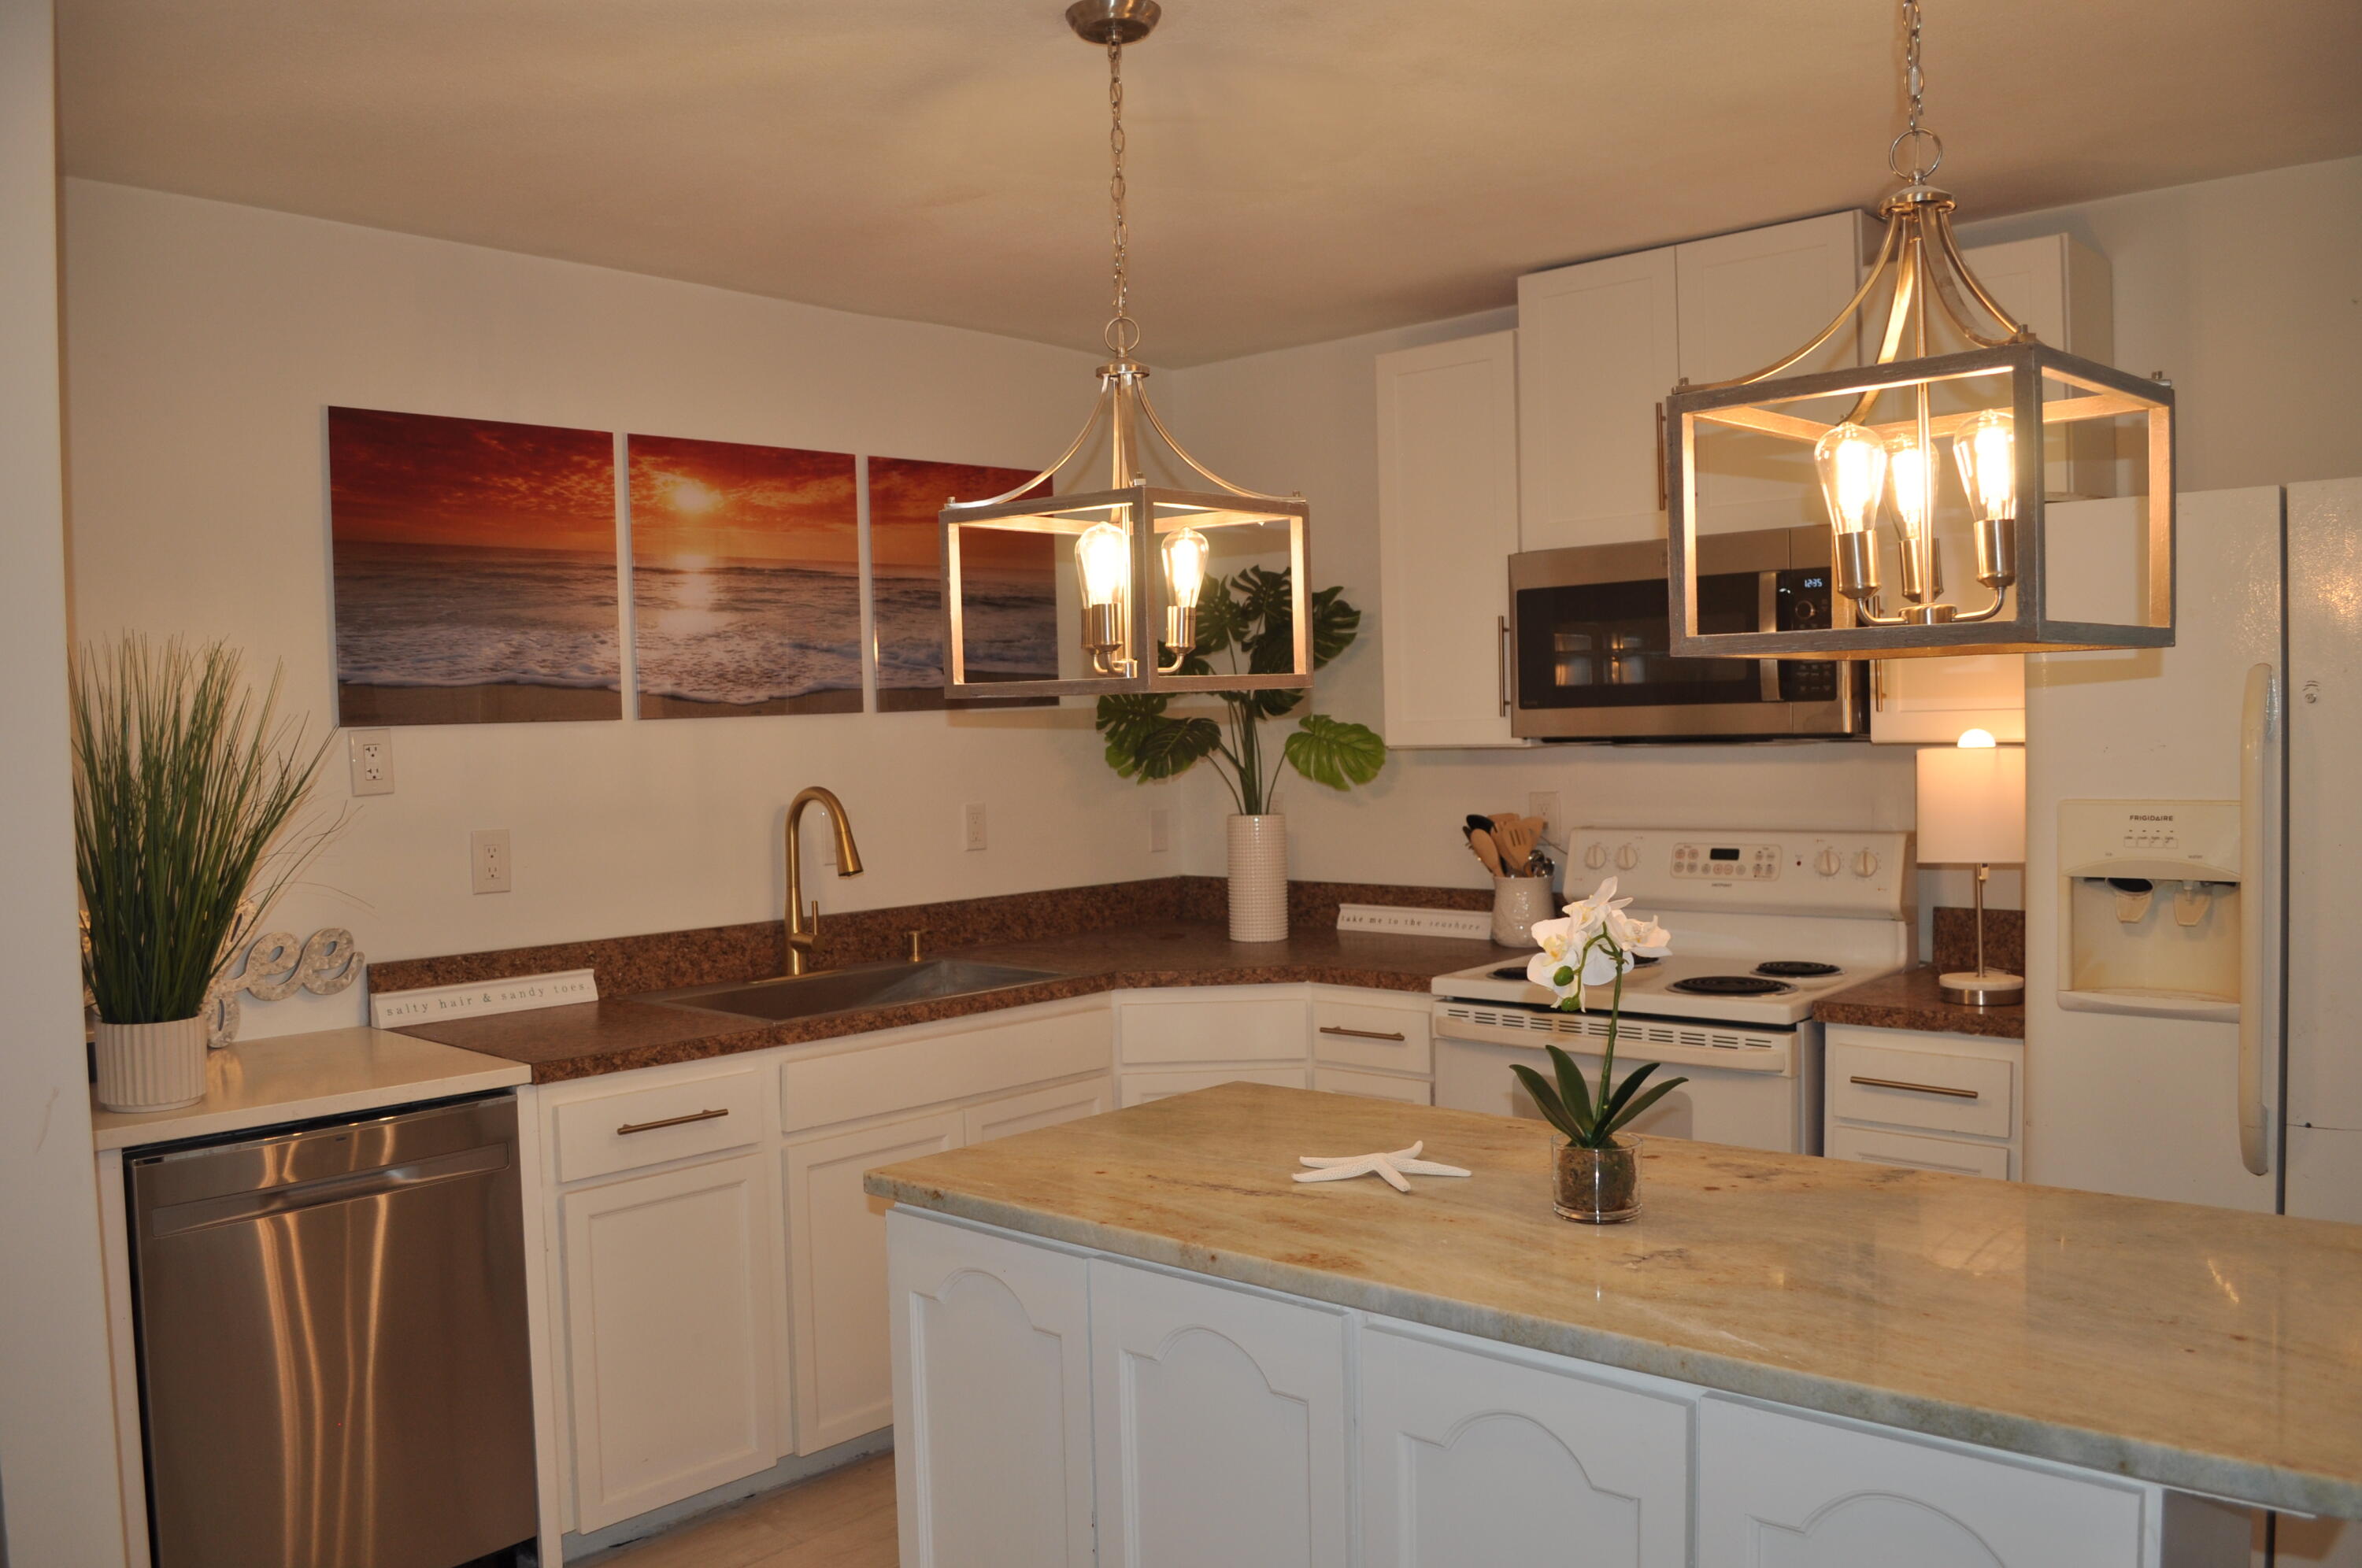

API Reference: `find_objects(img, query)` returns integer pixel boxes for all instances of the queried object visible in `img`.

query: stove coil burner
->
[1669,974,1796,997]
[1489,954,1660,984]
[1754,960,1841,978]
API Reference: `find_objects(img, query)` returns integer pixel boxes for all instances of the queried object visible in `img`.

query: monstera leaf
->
[1095,693,1220,782]
[1283,714,1386,791]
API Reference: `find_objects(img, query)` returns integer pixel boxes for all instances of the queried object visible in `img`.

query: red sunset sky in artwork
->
[867,455,1052,577]
[629,434,858,568]
[328,408,616,553]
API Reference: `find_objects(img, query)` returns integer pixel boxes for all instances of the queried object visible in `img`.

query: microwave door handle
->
[1498,615,1512,717]
[1757,571,1782,701]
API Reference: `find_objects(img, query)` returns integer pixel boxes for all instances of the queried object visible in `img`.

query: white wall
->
[64,180,1200,1036]
[1164,154,2362,921]
[0,6,133,1562]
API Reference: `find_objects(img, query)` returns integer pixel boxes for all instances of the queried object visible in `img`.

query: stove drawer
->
[1829,1039,2013,1140]
[1827,1125,2013,1181]
[1311,993,1431,1074]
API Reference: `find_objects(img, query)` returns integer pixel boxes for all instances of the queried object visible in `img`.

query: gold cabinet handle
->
[616,1107,730,1136]
[1320,1025,1407,1042]
[1849,1075,1977,1100]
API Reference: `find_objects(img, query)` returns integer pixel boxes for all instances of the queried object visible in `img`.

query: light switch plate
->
[471,828,513,893]
[347,729,394,796]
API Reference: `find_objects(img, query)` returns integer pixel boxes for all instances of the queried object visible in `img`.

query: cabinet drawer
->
[1829,1039,2013,1139]
[1119,996,1308,1065]
[553,1066,768,1184]
[1827,1124,2012,1181]
[1310,997,1431,1074]
[780,1000,1109,1134]
[962,1076,1114,1145]
[1312,1066,1431,1105]
[1120,1066,1307,1107]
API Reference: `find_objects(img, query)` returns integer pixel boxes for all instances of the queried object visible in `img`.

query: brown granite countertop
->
[1814,964,2026,1040]
[394,920,1504,1082]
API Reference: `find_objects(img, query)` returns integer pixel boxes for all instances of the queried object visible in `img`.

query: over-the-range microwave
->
[1509,525,1867,741]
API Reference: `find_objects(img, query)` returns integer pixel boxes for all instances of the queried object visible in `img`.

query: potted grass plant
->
[1094,567,1385,942]
[72,637,339,1111]
[1509,879,1687,1222]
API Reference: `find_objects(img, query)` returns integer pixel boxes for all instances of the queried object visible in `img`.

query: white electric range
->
[1431,825,1914,1154]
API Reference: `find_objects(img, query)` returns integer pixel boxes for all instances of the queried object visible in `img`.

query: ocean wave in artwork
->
[335,544,624,690]
[633,557,866,705]
[872,570,1057,689]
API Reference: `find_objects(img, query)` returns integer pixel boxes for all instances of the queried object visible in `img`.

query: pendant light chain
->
[1105,37,1140,357]
[1890,0,1943,182]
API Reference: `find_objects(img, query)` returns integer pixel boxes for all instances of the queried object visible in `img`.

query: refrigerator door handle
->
[2238,662,2276,1178]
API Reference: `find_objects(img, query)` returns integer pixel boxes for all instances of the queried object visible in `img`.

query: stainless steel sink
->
[637,960,1064,1023]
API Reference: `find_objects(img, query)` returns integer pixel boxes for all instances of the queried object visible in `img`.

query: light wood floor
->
[579,1453,897,1568]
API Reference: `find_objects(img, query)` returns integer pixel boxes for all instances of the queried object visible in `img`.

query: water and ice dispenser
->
[2056,800,2243,1020]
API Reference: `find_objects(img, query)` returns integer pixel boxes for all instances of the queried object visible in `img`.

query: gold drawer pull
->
[616,1107,730,1136]
[1320,1025,1407,1042]
[1849,1075,1977,1100]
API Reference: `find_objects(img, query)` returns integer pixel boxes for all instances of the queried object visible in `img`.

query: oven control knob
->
[1584,842,1609,871]
[1854,849,1879,878]
[1815,848,1842,877]
[1615,843,1642,871]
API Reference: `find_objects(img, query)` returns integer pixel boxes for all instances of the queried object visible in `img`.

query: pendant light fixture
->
[937,0,1311,699]
[1664,0,2175,660]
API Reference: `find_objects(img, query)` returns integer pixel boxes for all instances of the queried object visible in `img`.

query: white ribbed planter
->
[94,1015,211,1112]
[1226,813,1290,943]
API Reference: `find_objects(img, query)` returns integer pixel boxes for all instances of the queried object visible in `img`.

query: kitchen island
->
[867,1082,2362,1566]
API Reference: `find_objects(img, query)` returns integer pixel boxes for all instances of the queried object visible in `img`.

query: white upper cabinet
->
[1516,249,1681,551]
[1374,329,1531,748]
[1675,211,1877,537]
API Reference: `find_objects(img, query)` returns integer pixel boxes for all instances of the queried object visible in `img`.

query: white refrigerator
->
[2025,477,2361,1221]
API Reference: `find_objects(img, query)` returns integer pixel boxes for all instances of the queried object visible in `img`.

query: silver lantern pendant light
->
[1664,0,2175,660]
[937,0,1312,700]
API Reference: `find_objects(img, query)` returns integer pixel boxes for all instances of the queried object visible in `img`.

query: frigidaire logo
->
[2129,813,2175,821]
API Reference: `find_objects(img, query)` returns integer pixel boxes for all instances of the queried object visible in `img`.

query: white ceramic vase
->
[1227,813,1290,943]
[1491,875,1556,947]
[94,1015,211,1112]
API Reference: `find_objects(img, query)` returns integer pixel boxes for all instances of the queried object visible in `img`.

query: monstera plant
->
[1093,567,1384,814]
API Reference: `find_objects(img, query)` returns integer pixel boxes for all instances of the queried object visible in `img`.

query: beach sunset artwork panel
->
[328,408,623,726]
[629,435,862,718]
[868,456,1057,712]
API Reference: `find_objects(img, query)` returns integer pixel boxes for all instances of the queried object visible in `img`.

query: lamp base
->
[1939,970,2024,1008]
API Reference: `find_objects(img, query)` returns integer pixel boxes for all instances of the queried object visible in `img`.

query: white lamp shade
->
[1916,741,2026,865]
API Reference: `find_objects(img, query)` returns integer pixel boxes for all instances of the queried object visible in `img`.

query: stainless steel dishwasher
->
[128,1094,539,1568]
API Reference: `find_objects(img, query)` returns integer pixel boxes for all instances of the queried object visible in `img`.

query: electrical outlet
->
[1528,791,1561,841]
[1150,807,1171,854]
[347,729,394,797]
[962,803,987,852]
[471,829,513,893]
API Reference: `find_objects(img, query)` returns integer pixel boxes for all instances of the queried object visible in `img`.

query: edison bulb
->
[1074,520,1131,608]
[1813,423,1887,538]
[1161,527,1209,609]
[1951,409,2016,524]
[1885,431,1934,541]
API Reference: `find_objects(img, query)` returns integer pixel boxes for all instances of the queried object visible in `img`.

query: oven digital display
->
[1709,847,1740,862]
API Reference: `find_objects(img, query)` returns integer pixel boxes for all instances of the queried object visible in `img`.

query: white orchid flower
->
[1523,877,1674,1010]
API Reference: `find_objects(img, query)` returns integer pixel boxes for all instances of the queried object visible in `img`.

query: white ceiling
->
[57,0,2362,366]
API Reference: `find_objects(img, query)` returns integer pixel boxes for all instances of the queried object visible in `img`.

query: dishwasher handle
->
[143,1142,511,1241]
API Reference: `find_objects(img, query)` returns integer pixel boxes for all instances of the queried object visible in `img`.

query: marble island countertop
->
[394,920,1503,1082]
[866,1081,2362,1518]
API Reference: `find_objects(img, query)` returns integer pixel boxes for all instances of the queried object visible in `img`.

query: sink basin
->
[638,960,1064,1023]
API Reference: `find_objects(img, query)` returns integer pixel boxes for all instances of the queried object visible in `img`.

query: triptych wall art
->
[325,407,1059,726]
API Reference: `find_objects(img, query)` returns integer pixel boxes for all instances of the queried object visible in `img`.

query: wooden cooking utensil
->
[1469,828,1505,877]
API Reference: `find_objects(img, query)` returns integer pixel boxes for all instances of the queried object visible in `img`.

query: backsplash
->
[1932,905,2026,974]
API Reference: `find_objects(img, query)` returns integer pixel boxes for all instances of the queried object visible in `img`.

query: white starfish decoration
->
[1292,1141,1472,1193]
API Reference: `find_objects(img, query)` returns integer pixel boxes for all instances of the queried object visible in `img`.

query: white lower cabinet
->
[887,1211,1094,1568]
[783,1109,964,1455]
[1696,1396,2150,1566]
[1090,1259,1351,1568]
[1358,1324,1692,1568]
[1121,1063,1309,1106]
[560,1152,779,1532]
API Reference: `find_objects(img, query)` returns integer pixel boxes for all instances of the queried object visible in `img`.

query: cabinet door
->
[1360,1325,1691,1568]
[962,1075,1113,1145]
[1825,1124,2012,1181]
[1697,1396,2148,1566]
[561,1152,779,1531]
[1516,249,1680,550]
[1312,1065,1431,1104]
[1869,653,2027,744]
[1121,1065,1309,1107]
[1375,330,1530,748]
[1675,212,1871,536]
[1119,993,1310,1065]
[889,1212,1094,1568]
[1090,1259,1349,1568]
[782,1109,962,1454]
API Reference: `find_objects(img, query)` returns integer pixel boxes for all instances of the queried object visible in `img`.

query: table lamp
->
[1916,728,2026,1006]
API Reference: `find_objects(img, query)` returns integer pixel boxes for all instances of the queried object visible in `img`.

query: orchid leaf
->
[1599,1076,1687,1139]
[1595,1059,1661,1126]
[1545,1044,1597,1135]
[1509,1064,1586,1142]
